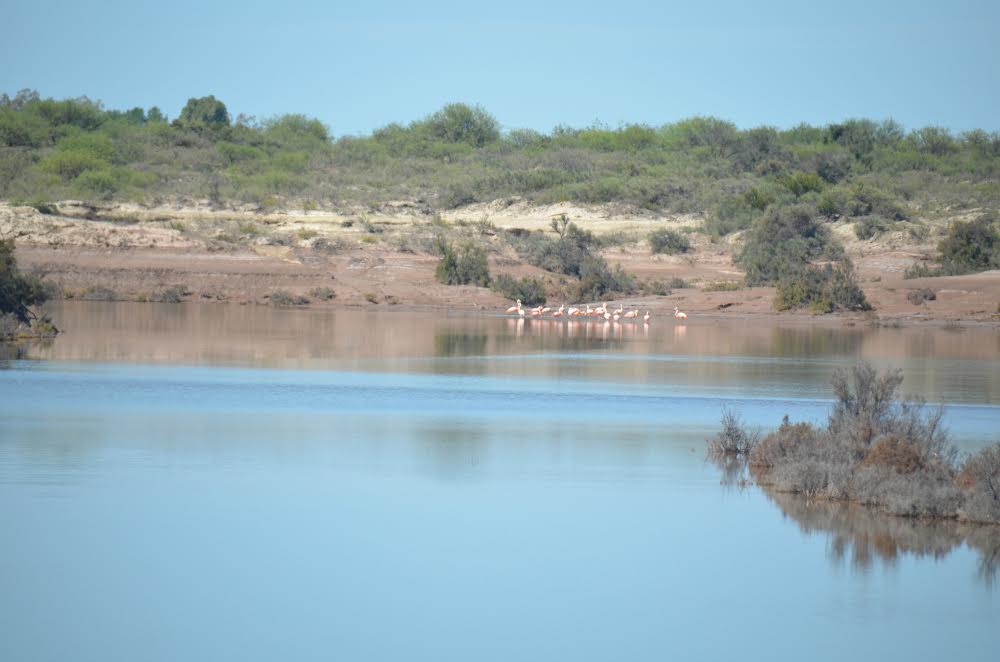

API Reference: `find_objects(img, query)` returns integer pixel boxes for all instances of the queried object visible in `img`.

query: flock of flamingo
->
[504,300,689,323]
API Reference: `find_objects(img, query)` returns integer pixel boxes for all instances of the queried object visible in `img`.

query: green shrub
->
[736,204,843,286]
[649,228,691,254]
[491,274,546,306]
[435,242,491,286]
[743,187,775,211]
[176,95,230,129]
[818,188,850,217]
[575,255,637,300]
[667,277,691,288]
[0,239,53,324]
[703,280,742,292]
[854,216,891,240]
[270,290,309,306]
[81,286,120,301]
[150,284,190,303]
[774,261,871,313]
[936,213,1000,274]
[706,196,758,236]
[309,286,336,300]
[781,171,825,197]
[906,288,936,305]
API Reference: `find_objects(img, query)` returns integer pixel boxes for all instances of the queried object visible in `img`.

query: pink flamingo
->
[553,305,564,317]
[624,308,638,319]
[643,310,651,323]
[674,306,688,320]
[506,299,521,314]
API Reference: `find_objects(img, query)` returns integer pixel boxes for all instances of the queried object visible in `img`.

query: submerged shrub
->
[958,443,1000,524]
[708,408,761,457]
[716,363,995,521]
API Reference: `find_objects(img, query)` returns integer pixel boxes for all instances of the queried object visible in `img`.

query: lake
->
[2,302,999,661]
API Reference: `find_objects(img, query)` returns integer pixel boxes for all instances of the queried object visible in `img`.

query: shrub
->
[435,242,491,286]
[730,363,979,519]
[906,288,936,305]
[667,277,690,288]
[743,187,775,211]
[422,103,500,147]
[575,255,637,300]
[707,408,761,457]
[781,171,825,197]
[0,239,53,325]
[936,213,1000,274]
[309,286,336,301]
[150,284,189,303]
[703,280,741,292]
[649,228,690,255]
[736,204,843,286]
[81,286,120,301]
[854,216,890,240]
[176,95,230,129]
[491,274,546,306]
[774,261,872,313]
[958,443,1000,523]
[269,290,309,306]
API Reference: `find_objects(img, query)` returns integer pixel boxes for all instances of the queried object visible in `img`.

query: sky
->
[3,0,998,136]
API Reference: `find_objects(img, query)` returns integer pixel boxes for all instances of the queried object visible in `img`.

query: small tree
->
[0,238,52,324]
[424,103,499,147]
[176,95,230,129]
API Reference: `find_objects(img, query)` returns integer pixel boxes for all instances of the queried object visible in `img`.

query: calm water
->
[2,302,999,661]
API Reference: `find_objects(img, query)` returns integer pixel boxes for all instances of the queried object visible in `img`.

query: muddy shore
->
[4,200,999,327]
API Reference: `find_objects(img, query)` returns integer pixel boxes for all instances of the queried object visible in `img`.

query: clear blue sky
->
[4,0,998,135]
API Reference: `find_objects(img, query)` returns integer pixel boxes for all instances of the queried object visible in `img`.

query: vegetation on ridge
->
[2,90,998,236]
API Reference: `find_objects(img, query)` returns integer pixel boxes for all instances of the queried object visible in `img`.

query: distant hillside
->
[2,89,999,243]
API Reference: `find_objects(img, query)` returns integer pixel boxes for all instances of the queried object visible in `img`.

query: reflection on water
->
[763,489,1000,588]
[14,301,1000,405]
[3,302,1000,661]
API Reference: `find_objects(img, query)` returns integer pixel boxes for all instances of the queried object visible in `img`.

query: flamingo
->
[541,306,551,313]
[613,311,621,322]
[643,310,651,323]
[506,299,521,314]
[603,310,612,321]
[674,306,688,320]
[585,304,594,316]
[518,307,526,319]
[624,308,638,319]
[553,305,564,317]
[567,307,580,316]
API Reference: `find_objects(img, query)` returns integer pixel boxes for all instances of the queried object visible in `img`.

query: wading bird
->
[674,306,688,320]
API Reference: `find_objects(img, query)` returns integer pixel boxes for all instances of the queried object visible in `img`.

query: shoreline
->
[5,201,1000,328]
